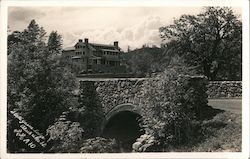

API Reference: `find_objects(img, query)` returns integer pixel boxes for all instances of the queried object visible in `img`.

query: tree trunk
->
[210,64,220,81]
[202,60,211,80]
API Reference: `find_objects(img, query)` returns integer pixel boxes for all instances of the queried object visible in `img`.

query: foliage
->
[139,66,208,148]
[191,111,241,152]
[79,137,119,153]
[7,31,22,55]
[47,31,62,53]
[77,81,104,138]
[159,7,242,80]
[46,112,84,152]
[7,110,25,152]
[7,19,77,134]
[132,133,158,152]
[122,47,167,76]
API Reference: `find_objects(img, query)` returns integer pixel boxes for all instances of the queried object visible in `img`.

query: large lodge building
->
[62,38,123,73]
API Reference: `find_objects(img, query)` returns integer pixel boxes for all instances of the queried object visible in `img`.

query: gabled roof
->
[74,42,86,47]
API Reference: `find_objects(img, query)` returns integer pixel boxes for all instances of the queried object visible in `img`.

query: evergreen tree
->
[47,31,62,53]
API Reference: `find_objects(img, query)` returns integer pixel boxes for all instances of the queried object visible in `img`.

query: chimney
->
[114,41,118,49]
[79,39,83,42]
[84,38,89,44]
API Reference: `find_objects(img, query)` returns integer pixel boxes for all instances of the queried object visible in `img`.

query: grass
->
[161,108,242,152]
[192,111,242,152]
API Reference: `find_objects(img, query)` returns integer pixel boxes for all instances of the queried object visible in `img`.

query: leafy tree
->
[159,7,242,80]
[123,47,166,76]
[8,19,77,134]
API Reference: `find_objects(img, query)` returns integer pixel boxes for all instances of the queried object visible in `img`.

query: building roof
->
[101,48,119,52]
[63,41,120,52]
[63,47,75,51]
[91,43,116,48]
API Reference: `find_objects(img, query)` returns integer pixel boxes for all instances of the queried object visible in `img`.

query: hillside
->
[121,47,169,76]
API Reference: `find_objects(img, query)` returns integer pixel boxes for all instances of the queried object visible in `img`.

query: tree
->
[77,81,104,138]
[123,47,166,76]
[139,66,208,149]
[47,31,62,53]
[159,7,242,80]
[8,19,77,134]
[7,31,22,55]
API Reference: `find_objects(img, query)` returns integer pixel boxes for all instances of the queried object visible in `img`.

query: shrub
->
[132,133,159,152]
[80,137,120,153]
[46,112,84,152]
[139,66,208,149]
[78,81,104,138]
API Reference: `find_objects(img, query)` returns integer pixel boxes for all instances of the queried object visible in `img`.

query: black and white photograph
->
[0,0,249,158]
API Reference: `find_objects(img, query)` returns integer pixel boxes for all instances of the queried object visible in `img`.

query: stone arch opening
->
[102,111,144,152]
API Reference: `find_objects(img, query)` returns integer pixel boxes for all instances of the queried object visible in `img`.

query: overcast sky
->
[8,7,241,51]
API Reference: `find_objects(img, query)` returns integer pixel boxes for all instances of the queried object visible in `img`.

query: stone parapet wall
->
[207,81,242,98]
[79,77,208,116]
[79,78,146,115]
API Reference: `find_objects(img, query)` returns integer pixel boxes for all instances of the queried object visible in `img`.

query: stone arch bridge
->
[78,78,146,130]
[77,77,205,151]
[78,78,149,151]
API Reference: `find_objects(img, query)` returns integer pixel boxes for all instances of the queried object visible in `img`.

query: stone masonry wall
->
[78,79,242,117]
[207,81,242,98]
[92,79,146,115]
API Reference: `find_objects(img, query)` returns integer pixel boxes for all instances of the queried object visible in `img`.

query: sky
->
[8,7,241,51]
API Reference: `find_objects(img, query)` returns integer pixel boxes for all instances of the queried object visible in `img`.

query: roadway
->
[208,99,242,114]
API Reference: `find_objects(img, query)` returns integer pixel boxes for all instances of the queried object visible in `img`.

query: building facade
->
[62,38,122,73]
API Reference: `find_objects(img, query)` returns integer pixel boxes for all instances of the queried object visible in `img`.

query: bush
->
[46,112,84,152]
[139,66,208,149]
[132,133,159,152]
[80,137,120,153]
[77,81,104,138]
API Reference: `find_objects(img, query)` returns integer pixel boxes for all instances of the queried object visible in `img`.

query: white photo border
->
[0,0,249,159]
